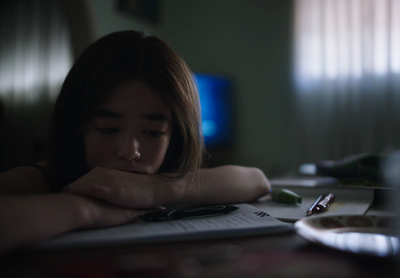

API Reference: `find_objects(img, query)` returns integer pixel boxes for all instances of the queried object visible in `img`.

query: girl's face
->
[83,80,173,174]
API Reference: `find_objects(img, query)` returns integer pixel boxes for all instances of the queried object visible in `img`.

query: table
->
[1,205,399,278]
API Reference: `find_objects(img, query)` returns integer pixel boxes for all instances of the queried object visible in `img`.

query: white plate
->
[294,215,399,257]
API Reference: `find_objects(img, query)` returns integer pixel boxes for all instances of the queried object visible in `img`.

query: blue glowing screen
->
[194,73,234,148]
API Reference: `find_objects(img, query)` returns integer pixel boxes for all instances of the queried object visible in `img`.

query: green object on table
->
[271,188,302,204]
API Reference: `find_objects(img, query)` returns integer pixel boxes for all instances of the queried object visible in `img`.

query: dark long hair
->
[47,31,204,192]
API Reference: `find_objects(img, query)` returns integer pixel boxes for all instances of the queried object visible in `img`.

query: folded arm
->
[0,164,269,253]
[0,166,146,254]
[168,165,271,205]
[0,193,145,254]
[66,165,271,208]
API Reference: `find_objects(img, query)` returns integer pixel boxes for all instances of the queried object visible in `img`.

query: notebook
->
[34,203,293,249]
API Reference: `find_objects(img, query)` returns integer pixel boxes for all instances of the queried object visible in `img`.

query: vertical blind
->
[294,0,400,88]
[0,0,72,105]
[0,0,73,169]
[293,0,400,164]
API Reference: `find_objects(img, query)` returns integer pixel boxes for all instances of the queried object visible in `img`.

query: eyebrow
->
[140,112,170,122]
[95,109,123,118]
[94,109,170,122]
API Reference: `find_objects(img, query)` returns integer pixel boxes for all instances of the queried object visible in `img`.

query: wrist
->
[157,175,187,206]
[60,193,95,230]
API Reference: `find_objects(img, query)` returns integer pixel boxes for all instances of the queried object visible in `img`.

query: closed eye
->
[144,130,164,138]
[96,128,119,135]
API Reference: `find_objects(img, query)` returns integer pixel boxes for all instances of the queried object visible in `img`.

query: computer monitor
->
[194,73,235,149]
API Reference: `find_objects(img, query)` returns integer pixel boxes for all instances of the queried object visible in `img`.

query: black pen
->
[315,193,335,213]
[306,195,324,216]
[141,205,239,222]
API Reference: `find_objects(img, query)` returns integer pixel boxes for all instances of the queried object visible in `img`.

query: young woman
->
[0,31,270,253]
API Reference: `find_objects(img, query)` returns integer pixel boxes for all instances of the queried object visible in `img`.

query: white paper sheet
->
[252,186,374,222]
[35,203,293,249]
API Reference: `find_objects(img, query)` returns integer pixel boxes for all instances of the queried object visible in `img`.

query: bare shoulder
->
[0,161,50,194]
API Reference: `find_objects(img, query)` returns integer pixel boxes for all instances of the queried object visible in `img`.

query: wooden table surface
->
[1,228,399,278]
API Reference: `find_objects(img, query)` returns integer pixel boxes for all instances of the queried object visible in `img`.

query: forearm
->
[164,165,271,205]
[0,193,87,254]
[63,166,270,209]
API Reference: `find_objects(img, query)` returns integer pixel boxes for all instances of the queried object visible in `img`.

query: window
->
[294,0,400,90]
[292,0,400,164]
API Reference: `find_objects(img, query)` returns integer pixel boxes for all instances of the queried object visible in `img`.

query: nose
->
[117,136,141,161]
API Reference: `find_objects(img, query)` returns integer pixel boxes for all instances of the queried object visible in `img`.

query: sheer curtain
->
[0,0,73,169]
[0,0,72,106]
[293,0,400,165]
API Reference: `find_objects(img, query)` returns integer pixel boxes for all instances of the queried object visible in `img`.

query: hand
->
[0,193,148,253]
[69,193,149,230]
[64,167,172,209]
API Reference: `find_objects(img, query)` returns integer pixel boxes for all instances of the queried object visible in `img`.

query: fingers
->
[89,209,143,229]
[80,197,150,229]
[97,207,153,228]
[119,209,146,225]
[64,167,159,209]
[64,167,118,198]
